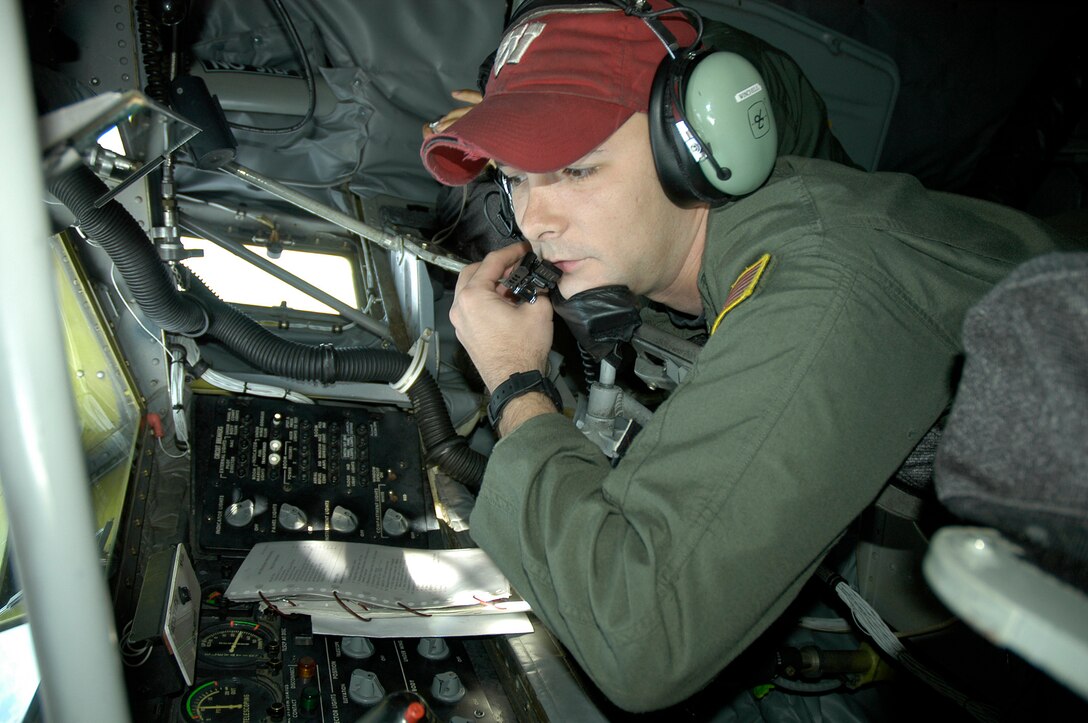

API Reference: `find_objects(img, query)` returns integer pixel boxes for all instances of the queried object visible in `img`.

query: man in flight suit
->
[420,0,1073,713]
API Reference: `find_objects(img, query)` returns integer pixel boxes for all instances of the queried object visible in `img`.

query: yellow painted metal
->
[0,232,142,628]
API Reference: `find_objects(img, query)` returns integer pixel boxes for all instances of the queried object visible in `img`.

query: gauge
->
[183,676,280,722]
[197,620,277,669]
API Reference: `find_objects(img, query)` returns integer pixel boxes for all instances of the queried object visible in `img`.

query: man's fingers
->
[453,242,538,319]
[479,239,532,279]
[450,89,483,104]
[422,90,484,139]
[454,261,483,295]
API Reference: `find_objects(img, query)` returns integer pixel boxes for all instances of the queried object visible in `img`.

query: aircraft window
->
[97,126,125,155]
[180,236,359,315]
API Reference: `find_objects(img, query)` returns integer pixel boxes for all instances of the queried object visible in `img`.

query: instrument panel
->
[123,393,521,723]
[192,394,438,553]
[179,590,511,723]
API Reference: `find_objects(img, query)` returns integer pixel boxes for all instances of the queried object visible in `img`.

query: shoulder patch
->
[711,253,771,335]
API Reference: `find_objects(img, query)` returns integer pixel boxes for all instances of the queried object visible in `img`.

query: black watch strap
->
[487,371,563,429]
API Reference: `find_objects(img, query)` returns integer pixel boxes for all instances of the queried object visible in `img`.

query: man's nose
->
[516,181,565,241]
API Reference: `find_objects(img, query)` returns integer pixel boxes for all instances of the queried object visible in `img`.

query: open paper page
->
[225,541,517,609]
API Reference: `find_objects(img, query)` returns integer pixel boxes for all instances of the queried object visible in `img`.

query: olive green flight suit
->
[468,157,1075,712]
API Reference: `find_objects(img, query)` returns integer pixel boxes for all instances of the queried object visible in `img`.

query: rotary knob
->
[331,506,359,534]
[430,671,465,704]
[416,637,449,661]
[348,669,385,706]
[381,508,409,537]
[224,499,255,528]
[341,636,374,660]
[278,503,308,531]
[224,495,268,528]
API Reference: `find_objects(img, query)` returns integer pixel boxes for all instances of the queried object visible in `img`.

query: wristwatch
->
[487,370,563,429]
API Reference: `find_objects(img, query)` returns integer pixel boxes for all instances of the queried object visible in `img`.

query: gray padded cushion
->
[934,251,1088,590]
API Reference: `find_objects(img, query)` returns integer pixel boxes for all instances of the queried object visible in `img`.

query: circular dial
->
[197,621,276,669]
[183,676,279,722]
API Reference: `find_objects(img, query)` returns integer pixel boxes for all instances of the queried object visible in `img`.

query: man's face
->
[499,113,705,300]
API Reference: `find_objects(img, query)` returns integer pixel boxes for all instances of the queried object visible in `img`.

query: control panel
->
[192,394,439,554]
[179,586,511,723]
[114,393,527,721]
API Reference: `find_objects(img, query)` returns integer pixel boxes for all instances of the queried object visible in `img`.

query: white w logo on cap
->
[494,22,545,76]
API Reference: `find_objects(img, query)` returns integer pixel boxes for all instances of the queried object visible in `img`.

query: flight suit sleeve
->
[468,240,959,712]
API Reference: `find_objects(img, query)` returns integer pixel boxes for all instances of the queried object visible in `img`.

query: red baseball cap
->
[420,2,698,186]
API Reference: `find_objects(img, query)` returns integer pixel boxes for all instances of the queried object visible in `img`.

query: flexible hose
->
[48,164,486,487]
[188,277,486,484]
[48,165,209,336]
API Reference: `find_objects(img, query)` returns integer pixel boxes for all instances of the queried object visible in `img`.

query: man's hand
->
[422,89,483,139]
[450,241,554,393]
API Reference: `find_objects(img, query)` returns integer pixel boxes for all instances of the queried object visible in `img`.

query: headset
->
[498,0,779,207]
